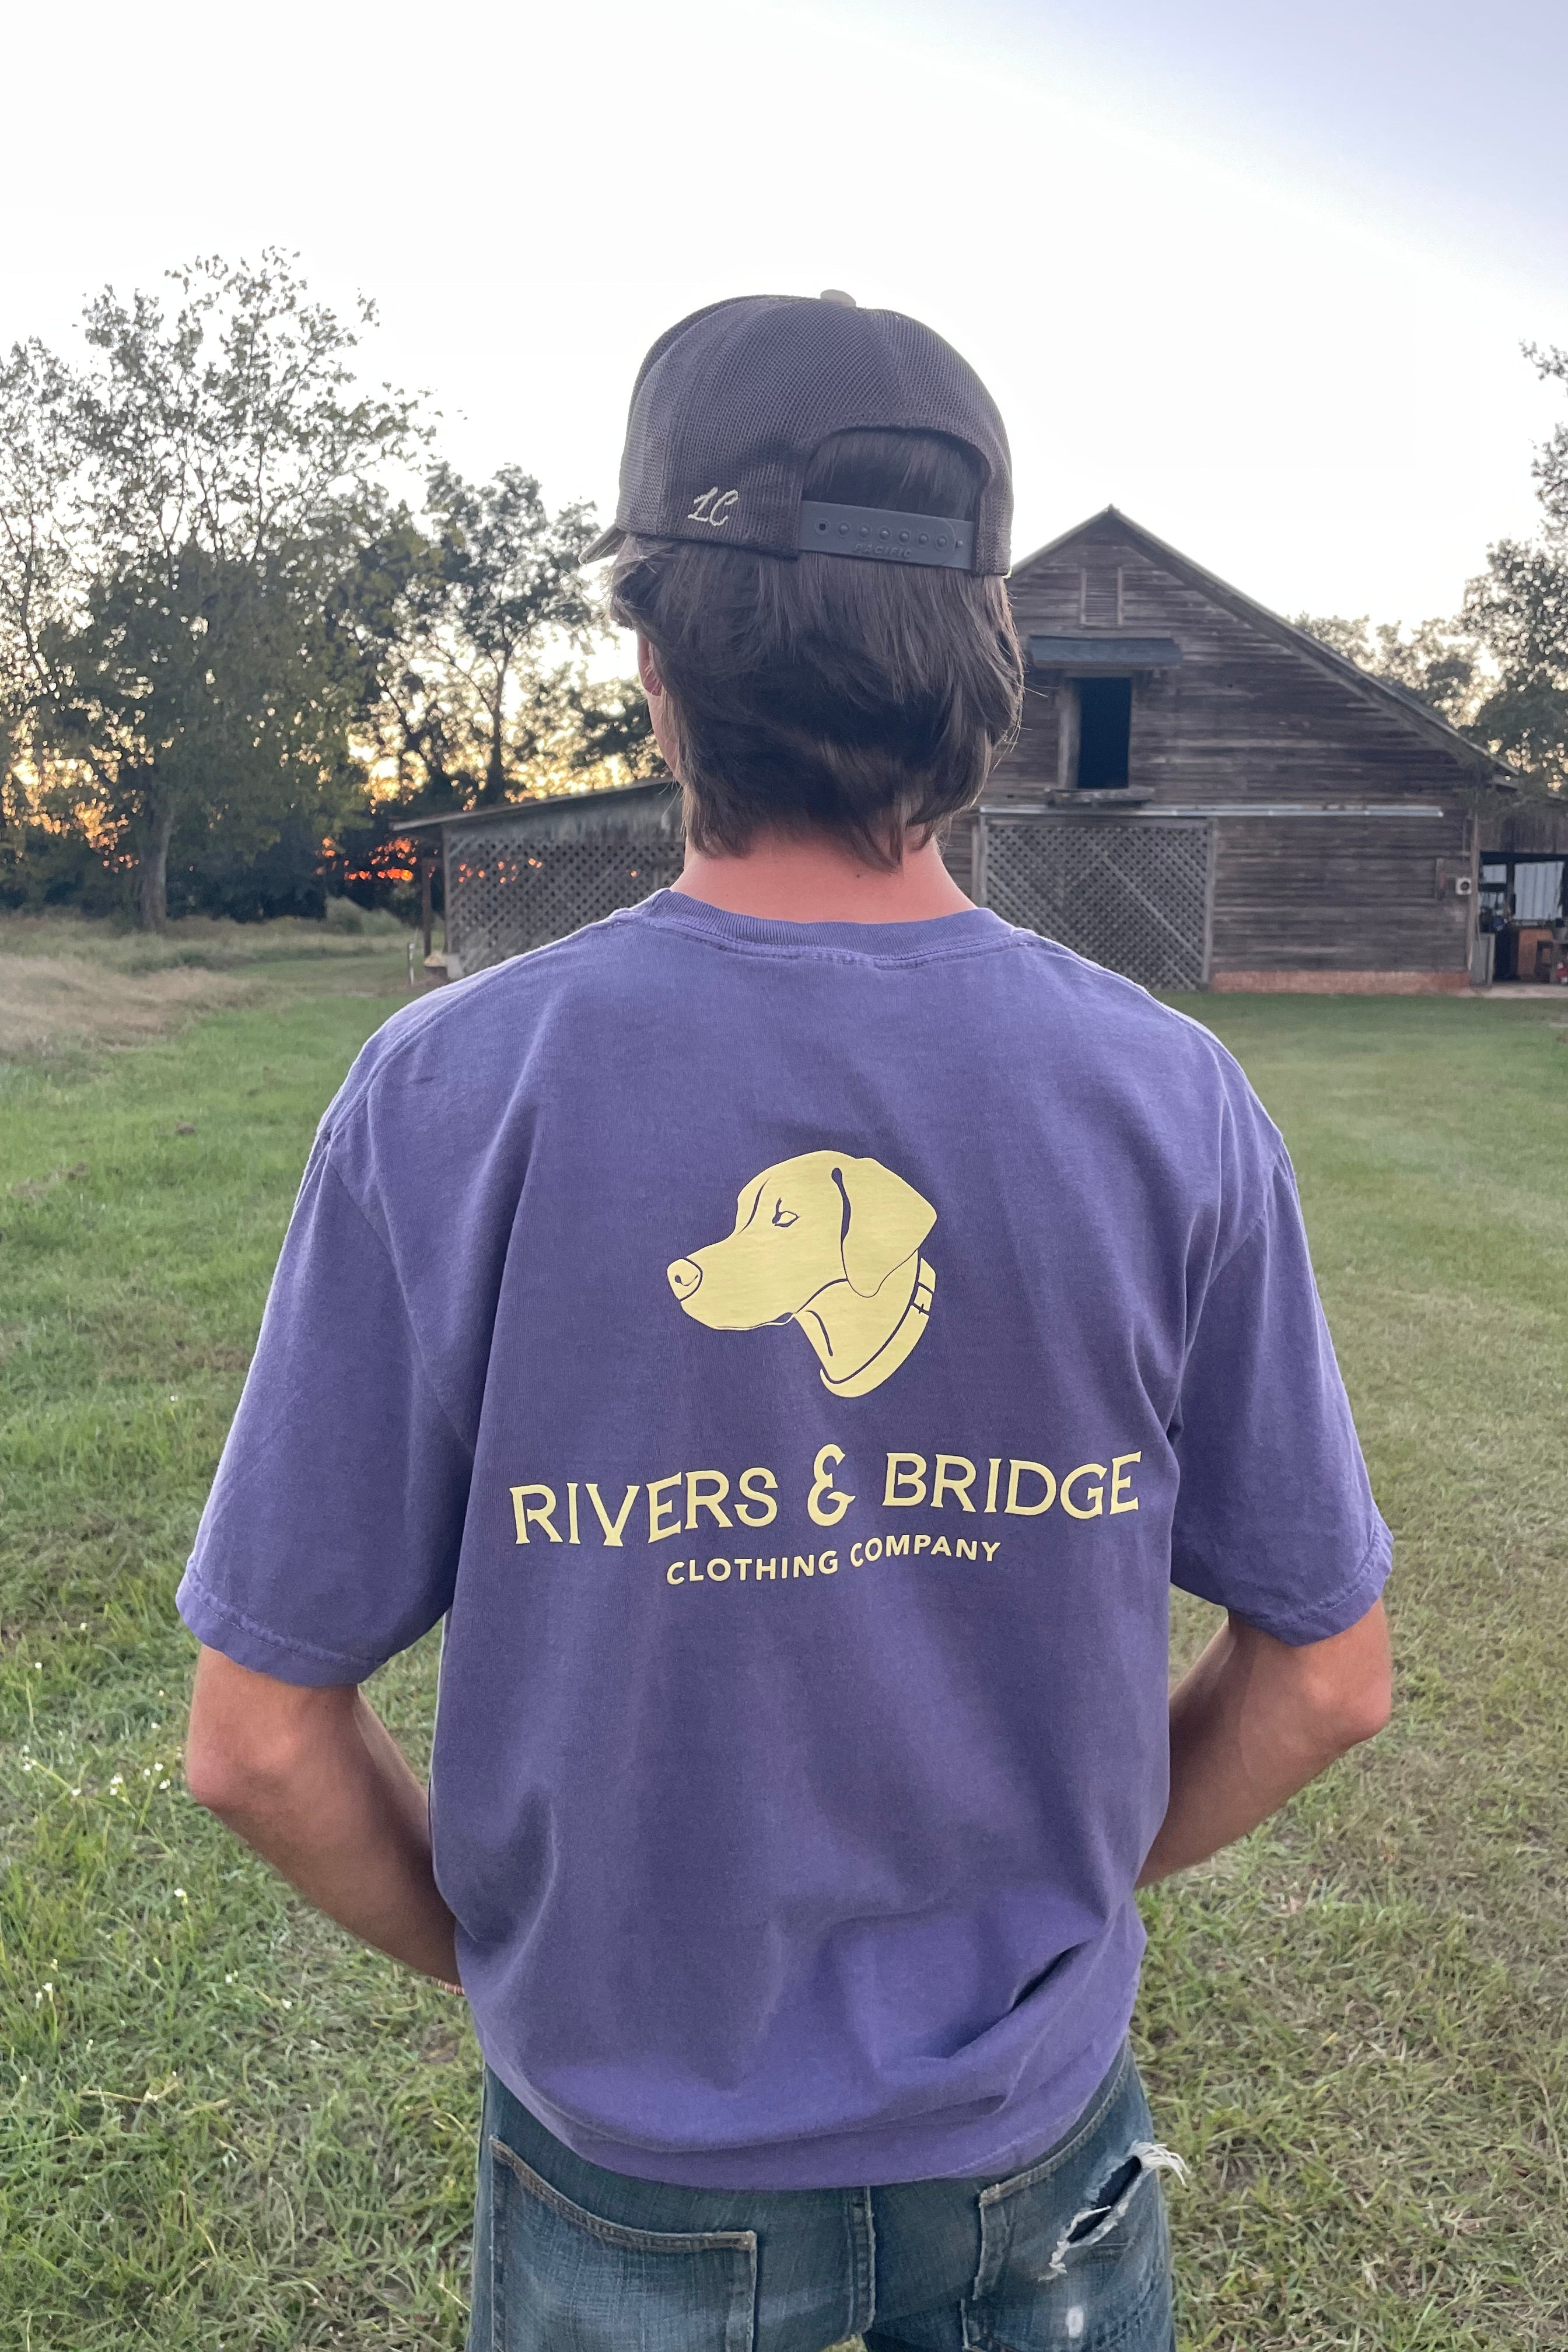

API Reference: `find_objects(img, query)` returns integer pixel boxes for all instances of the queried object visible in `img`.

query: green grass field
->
[1,933,1565,2349]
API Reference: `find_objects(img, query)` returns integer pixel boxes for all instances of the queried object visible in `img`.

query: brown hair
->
[607,429,1023,869]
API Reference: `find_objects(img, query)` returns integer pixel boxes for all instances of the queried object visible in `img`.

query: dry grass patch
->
[0,911,414,1060]
[0,955,258,1056]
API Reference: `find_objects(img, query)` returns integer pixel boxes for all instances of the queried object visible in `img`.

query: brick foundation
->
[1208,970,1473,996]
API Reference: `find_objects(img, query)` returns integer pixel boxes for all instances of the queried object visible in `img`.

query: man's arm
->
[184,1645,461,1986]
[1138,1596,1391,1887]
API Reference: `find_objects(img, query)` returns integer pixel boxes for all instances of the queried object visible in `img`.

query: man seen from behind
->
[181,291,1392,2352]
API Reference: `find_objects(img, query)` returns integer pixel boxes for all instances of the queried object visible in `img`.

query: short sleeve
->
[176,1141,473,1685]
[1171,1149,1390,1644]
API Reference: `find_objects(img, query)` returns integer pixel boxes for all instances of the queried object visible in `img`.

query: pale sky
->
[8,0,1567,628]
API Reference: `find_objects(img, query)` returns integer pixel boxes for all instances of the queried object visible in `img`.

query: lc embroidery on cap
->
[687,487,739,527]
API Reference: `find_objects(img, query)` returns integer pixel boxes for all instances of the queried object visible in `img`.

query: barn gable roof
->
[1012,505,1510,786]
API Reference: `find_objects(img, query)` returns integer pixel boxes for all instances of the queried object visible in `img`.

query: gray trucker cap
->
[583,291,1012,575]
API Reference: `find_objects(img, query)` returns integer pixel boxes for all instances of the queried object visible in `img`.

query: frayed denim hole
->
[1046,2139,1185,2278]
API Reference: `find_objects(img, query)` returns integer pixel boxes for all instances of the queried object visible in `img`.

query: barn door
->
[977,813,1215,990]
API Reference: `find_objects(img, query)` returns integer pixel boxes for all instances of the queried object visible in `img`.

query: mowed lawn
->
[1,944,1565,2350]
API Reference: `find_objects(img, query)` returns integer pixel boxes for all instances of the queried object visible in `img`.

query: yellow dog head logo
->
[667,1150,936,1398]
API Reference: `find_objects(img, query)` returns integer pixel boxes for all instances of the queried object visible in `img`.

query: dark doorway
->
[1074,677,1132,789]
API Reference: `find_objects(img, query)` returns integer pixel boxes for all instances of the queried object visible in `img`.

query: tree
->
[426,461,601,803]
[1463,346,1568,792]
[0,253,420,926]
[1292,611,1482,727]
[567,674,665,782]
[0,256,657,921]
[351,466,656,810]
[0,340,82,867]
[332,502,463,806]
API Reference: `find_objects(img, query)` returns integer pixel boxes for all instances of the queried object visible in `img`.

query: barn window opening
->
[1073,677,1133,790]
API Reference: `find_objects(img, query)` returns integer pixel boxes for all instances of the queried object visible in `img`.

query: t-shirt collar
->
[621,887,1012,961]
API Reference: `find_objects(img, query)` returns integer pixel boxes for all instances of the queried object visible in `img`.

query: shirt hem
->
[474,2003,1138,2190]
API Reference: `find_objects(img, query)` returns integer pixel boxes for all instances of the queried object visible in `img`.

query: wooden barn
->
[407,505,1564,993]
[942,506,1512,993]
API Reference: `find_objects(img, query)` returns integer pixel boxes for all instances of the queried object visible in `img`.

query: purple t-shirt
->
[178,892,1389,2188]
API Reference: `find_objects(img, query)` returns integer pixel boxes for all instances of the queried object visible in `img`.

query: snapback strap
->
[798,501,975,569]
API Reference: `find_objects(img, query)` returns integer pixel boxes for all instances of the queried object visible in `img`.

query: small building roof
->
[397,779,676,835]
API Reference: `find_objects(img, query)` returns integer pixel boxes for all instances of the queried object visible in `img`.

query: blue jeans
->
[467,2042,1178,2351]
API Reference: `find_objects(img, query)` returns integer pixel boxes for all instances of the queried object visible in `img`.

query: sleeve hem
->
[176,1561,390,1688]
[1174,1514,1392,1648]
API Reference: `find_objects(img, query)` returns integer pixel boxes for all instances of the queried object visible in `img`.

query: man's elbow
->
[184,1719,299,1821]
[184,1649,337,1824]
[1302,1603,1394,1753]
[1325,1665,1392,1750]
[1240,1600,1392,1759]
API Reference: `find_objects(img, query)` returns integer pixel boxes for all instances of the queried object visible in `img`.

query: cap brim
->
[580,523,627,564]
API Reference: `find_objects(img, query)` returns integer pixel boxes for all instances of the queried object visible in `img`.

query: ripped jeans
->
[467,2042,1180,2352]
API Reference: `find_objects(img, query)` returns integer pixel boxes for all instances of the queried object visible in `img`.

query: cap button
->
[818,289,856,307]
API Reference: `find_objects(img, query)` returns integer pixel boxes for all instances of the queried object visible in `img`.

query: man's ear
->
[837,1157,936,1297]
[636,631,682,777]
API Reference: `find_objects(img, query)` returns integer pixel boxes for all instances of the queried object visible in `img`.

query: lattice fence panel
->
[981,816,1213,989]
[447,827,685,971]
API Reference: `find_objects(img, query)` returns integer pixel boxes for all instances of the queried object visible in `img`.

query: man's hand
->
[184,1646,461,1987]
[1138,1597,1391,1887]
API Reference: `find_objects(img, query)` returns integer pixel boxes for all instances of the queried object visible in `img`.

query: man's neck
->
[673,830,972,925]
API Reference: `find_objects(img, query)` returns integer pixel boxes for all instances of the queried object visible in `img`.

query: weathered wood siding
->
[1210,811,1468,971]
[975,519,1483,975]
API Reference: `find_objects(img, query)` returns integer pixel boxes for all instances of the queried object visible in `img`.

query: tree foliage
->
[1291,612,1483,727]
[1,255,421,926]
[1462,346,1568,791]
[0,255,654,926]
[1296,348,1568,802]
[422,462,601,803]
[349,466,657,816]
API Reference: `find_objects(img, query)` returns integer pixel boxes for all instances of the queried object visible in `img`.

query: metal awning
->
[1027,635,1182,668]
[396,780,676,834]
